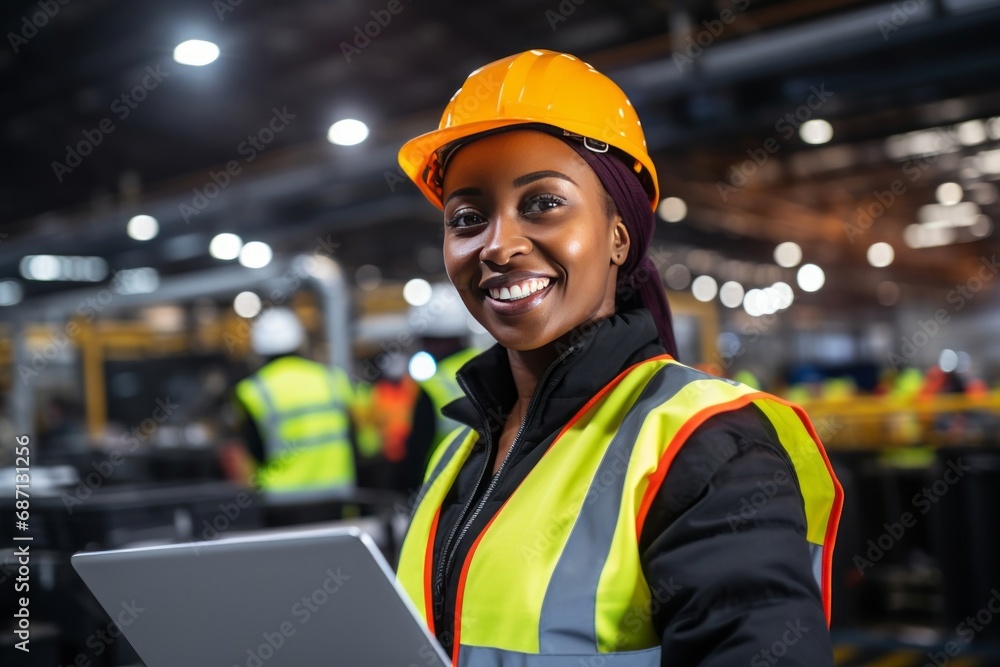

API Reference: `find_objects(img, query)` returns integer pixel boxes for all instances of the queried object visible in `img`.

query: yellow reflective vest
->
[397,355,842,666]
[235,356,357,491]
[417,348,481,453]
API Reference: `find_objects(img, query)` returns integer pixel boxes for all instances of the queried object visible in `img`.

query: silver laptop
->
[71,526,449,667]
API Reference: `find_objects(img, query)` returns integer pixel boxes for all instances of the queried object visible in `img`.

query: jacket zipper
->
[431,344,579,627]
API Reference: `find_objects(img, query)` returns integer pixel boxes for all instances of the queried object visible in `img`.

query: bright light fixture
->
[327,119,369,146]
[867,242,895,268]
[719,281,744,308]
[408,351,437,381]
[127,215,159,241]
[209,233,243,260]
[800,119,833,145]
[935,182,963,206]
[773,241,802,268]
[173,39,220,66]
[796,263,825,292]
[0,280,23,306]
[657,197,688,223]
[691,275,718,302]
[403,278,432,306]
[233,291,262,318]
[239,241,273,269]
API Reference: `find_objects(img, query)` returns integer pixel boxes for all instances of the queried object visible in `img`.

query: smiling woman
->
[394,49,842,667]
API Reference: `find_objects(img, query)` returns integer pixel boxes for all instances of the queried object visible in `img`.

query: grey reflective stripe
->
[273,403,348,420]
[251,376,349,458]
[458,645,660,667]
[415,427,473,512]
[539,363,697,653]
[251,376,283,459]
[809,542,823,592]
[287,430,351,449]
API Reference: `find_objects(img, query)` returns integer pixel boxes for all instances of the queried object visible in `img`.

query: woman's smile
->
[441,130,629,352]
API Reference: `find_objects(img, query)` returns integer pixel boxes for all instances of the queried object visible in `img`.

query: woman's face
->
[441,130,629,352]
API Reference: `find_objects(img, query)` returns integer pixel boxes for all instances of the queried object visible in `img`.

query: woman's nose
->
[478,215,533,266]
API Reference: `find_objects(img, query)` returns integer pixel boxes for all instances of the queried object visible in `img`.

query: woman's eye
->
[523,195,564,215]
[446,210,485,228]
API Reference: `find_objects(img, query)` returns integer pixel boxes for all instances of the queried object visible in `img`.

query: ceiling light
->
[719,281,744,308]
[796,263,825,292]
[867,242,895,268]
[238,241,272,268]
[403,278,432,306]
[771,281,794,309]
[0,280,23,306]
[691,275,718,302]
[657,197,687,223]
[773,241,802,268]
[233,291,263,318]
[408,351,437,381]
[938,349,958,373]
[800,119,833,145]
[127,214,159,241]
[327,119,369,146]
[173,39,220,66]
[19,255,107,282]
[935,182,963,206]
[209,233,242,260]
[743,289,767,317]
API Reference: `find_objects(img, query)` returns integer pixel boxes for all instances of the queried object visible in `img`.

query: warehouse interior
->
[2,0,1000,664]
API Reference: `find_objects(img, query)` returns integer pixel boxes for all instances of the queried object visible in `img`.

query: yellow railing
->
[797,393,1000,449]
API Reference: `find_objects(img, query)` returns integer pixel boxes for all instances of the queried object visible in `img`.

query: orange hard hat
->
[398,49,659,211]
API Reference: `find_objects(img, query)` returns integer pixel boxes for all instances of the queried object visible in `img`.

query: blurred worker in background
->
[231,307,358,492]
[402,283,480,493]
[394,49,841,666]
[354,352,420,490]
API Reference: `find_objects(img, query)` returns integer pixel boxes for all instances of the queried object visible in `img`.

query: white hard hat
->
[408,283,472,338]
[251,307,305,356]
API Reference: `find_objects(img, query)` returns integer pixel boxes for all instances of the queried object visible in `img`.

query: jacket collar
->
[443,308,667,442]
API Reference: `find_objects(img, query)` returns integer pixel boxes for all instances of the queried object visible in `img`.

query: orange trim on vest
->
[453,511,503,666]
[635,391,844,624]
[553,354,674,442]
[778,396,844,625]
[425,507,442,636]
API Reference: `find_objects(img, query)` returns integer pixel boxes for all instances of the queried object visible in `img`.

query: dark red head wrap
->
[563,140,679,359]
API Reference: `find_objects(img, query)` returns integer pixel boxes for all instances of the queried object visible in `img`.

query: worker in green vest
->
[393,49,842,666]
[233,307,357,492]
[402,283,481,493]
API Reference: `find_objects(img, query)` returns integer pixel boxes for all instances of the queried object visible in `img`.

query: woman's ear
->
[611,219,630,267]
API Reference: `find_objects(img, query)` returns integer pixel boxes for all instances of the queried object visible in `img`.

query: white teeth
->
[487,277,551,302]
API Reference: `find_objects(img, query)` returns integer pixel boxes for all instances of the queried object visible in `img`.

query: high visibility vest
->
[417,348,481,452]
[235,356,357,491]
[352,382,384,458]
[397,356,842,666]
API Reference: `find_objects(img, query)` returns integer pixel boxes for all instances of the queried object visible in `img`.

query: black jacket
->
[428,309,833,666]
